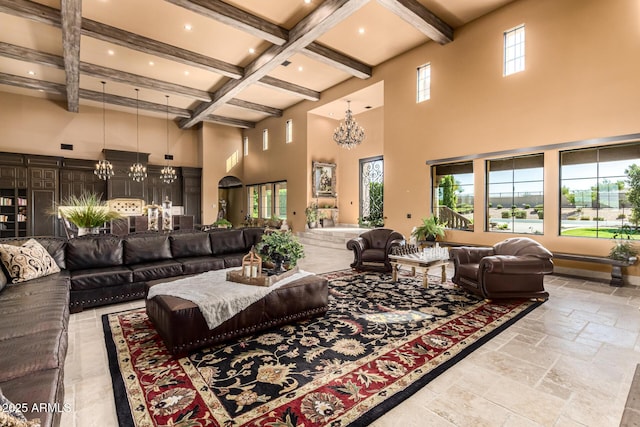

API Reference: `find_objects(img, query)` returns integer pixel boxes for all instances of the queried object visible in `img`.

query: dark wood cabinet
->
[182,167,202,226]
[27,156,61,237]
[0,151,200,237]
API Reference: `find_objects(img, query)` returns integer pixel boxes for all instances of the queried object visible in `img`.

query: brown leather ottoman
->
[145,274,329,355]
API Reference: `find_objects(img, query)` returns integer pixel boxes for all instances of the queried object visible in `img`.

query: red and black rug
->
[103,270,544,426]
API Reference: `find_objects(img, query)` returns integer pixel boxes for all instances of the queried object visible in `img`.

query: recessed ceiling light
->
[298,66,303,72]
[248,48,255,54]
[184,70,190,76]
[184,24,192,31]
[148,61,154,66]
[304,0,311,4]
[107,49,115,55]
[27,70,35,76]
[358,27,365,34]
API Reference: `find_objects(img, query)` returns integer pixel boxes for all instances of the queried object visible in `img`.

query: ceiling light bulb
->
[184,24,192,31]
[148,61,154,66]
[249,48,255,54]
[298,66,303,72]
[304,0,311,3]
[27,70,35,76]
[184,70,190,76]
[358,27,365,34]
[107,49,115,55]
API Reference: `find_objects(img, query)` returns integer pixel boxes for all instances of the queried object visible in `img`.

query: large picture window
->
[486,154,544,234]
[247,181,287,220]
[431,162,474,230]
[560,143,640,239]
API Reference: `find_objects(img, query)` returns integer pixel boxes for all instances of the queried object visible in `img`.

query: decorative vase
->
[162,197,172,231]
[77,227,100,236]
[148,205,159,231]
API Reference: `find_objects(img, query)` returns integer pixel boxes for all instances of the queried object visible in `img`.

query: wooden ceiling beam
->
[60,0,81,112]
[166,0,372,79]
[227,98,282,117]
[180,0,369,128]
[376,0,453,44]
[0,43,282,117]
[163,0,288,45]
[204,115,256,129]
[257,76,320,101]
[303,42,371,79]
[0,0,60,26]
[0,72,256,128]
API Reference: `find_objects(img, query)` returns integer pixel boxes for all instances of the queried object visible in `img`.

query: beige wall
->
[201,123,244,225]
[0,92,199,166]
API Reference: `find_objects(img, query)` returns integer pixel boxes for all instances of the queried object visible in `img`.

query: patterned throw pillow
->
[0,239,60,284]
[0,267,6,292]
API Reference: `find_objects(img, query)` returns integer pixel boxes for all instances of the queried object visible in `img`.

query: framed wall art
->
[312,161,336,197]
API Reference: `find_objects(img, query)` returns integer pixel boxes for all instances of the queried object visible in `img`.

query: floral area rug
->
[103,270,543,426]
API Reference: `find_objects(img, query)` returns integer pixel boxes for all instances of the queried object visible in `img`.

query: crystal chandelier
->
[160,95,176,184]
[332,100,365,150]
[129,88,147,182]
[94,81,115,180]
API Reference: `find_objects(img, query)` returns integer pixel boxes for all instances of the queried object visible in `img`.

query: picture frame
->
[312,161,337,197]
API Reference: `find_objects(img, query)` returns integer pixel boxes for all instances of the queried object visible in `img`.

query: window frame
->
[262,129,269,151]
[247,180,287,220]
[285,119,293,144]
[503,24,525,76]
[416,63,431,103]
[431,161,474,231]
[243,136,248,156]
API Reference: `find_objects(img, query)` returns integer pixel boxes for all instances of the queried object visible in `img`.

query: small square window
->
[416,63,431,103]
[504,24,525,76]
[243,136,248,156]
[285,119,293,143]
[262,129,268,151]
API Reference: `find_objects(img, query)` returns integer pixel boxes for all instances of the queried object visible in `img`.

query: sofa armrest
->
[386,237,405,254]
[480,255,554,275]
[450,247,495,265]
[346,237,367,254]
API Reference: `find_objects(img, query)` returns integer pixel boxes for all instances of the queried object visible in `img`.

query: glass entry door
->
[360,156,384,227]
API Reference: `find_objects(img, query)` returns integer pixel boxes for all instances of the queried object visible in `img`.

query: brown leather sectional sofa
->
[0,228,264,426]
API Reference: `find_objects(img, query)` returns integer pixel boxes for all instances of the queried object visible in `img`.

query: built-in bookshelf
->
[0,188,28,238]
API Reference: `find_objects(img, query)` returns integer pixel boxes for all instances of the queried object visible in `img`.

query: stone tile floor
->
[60,244,640,426]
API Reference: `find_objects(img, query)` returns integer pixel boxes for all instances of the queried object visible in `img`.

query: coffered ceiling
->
[0,0,515,129]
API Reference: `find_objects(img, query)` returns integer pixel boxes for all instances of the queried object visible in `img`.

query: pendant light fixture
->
[332,100,365,150]
[129,88,147,182]
[94,81,114,180]
[160,95,177,184]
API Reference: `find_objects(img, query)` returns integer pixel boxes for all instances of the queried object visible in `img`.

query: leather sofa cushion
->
[456,263,479,280]
[0,328,67,383]
[34,238,67,270]
[0,303,68,341]
[66,236,123,270]
[210,229,245,256]
[242,228,265,250]
[220,253,243,268]
[0,273,69,301]
[70,266,133,291]
[0,368,64,427]
[130,259,183,282]
[493,237,552,258]
[170,232,212,258]
[177,256,225,275]
[124,234,172,265]
[361,248,386,262]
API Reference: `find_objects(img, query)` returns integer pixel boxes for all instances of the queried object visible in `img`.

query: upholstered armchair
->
[450,237,553,300]
[346,228,405,272]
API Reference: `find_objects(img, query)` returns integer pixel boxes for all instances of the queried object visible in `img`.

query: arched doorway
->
[218,176,244,227]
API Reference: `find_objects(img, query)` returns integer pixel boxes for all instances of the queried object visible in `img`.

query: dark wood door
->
[182,167,201,226]
[29,166,58,236]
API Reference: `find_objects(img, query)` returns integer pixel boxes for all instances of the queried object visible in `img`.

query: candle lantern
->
[242,246,262,278]
[162,197,172,231]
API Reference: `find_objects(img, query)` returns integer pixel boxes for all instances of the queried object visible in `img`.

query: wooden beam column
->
[60,0,81,112]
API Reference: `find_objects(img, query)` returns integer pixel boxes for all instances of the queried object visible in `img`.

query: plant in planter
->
[412,215,446,242]
[610,227,639,262]
[305,203,318,229]
[212,218,232,229]
[58,192,122,236]
[257,230,305,272]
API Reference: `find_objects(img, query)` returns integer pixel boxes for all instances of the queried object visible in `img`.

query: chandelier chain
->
[161,95,176,184]
[129,88,147,182]
[94,81,114,180]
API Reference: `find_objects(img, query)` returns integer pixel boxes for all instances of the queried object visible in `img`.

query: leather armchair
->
[450,237,553,300]
[346,228,405,272]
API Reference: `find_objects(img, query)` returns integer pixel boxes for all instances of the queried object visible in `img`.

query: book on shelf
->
[0,197,13,206]
[17,198,27,206]
[0,214,9,222]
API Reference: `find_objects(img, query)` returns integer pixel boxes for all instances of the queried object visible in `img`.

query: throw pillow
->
[0,239,60,284]
[0,267,6,292]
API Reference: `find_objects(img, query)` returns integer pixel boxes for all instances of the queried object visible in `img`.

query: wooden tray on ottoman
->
[226,266,299,287]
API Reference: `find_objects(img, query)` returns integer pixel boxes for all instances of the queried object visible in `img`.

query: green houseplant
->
[305,203,318,229]
[257,230,305,271]
[212,218,232,229]
[58,192,122,236]
[412,215,446,242]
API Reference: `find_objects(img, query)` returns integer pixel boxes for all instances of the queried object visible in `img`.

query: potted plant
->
[305,203,318,229]
[412,215,446,242]
[212,218,232,229]
[610,228,639,262]
[257,230,305,272]
[58,192,122,236]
